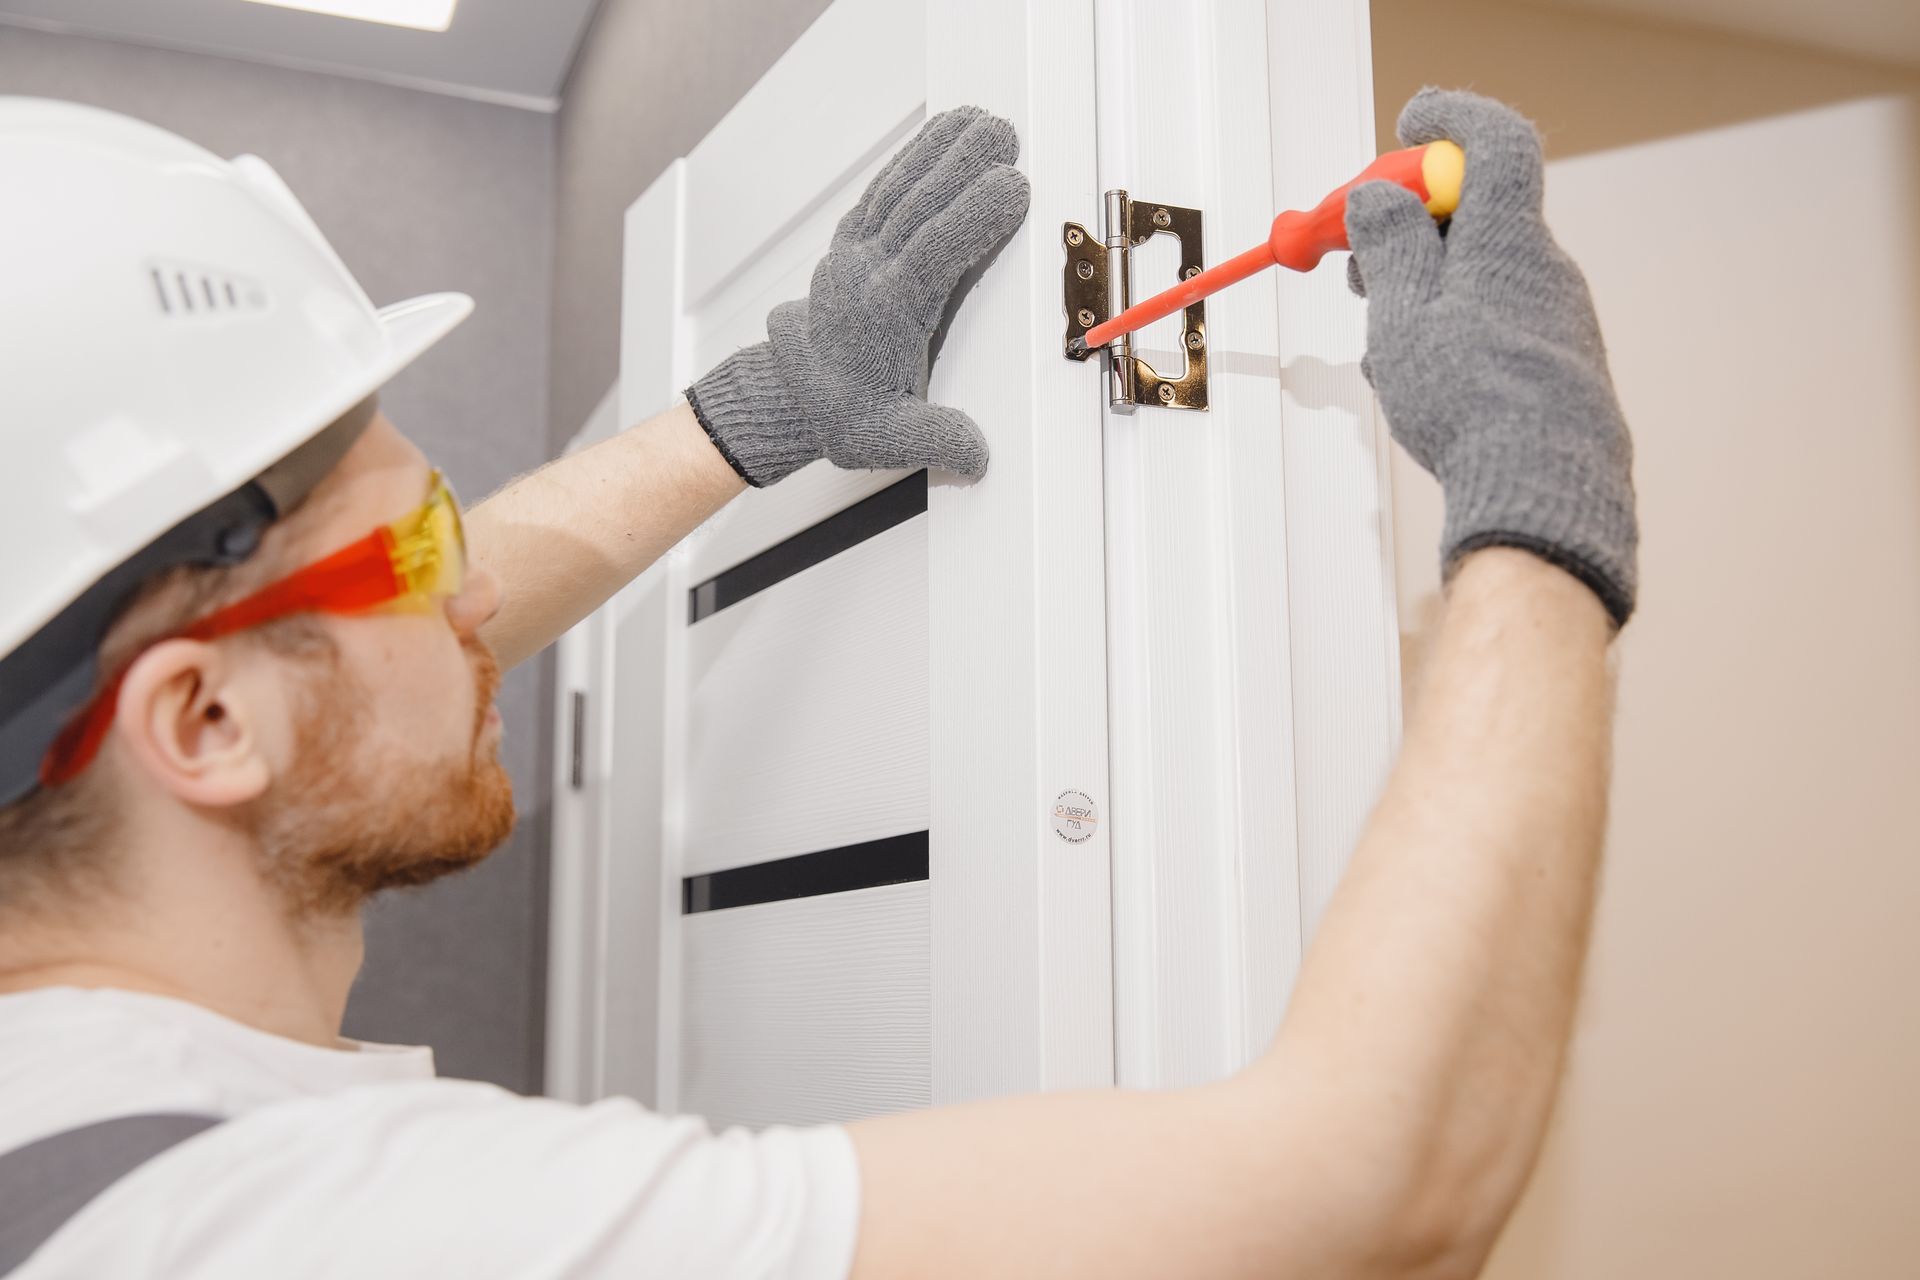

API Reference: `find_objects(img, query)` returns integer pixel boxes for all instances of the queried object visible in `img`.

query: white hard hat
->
[0,97,473,806]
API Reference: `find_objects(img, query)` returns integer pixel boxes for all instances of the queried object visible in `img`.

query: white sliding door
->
[551,0,1397,1123]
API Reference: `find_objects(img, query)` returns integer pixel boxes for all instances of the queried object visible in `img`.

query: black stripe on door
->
[687,471,927,623]
[682,831,930,914]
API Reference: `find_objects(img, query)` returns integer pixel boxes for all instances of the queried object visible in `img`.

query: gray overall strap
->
[0,1113,222,1276]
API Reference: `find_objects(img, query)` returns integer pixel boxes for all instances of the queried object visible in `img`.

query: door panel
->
[685,143,899,371]
[677,0,925,310]
[683,512,928,875]
[680,882,930,1129]
[616,0,938,1122]
[685,461,913,584]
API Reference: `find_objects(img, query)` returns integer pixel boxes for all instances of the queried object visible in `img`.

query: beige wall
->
[1374,3,1920,1274]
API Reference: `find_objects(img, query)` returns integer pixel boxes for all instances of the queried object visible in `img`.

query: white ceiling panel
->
[1515,0,1920,70]
[0,0,603,109]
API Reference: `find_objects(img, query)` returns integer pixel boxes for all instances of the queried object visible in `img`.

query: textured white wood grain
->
[544,607,606,1104]
[1263,0,1403,941]
[687,137,913,378]
[598,564,670,1106]
[545,381,627,1104]
[1096,0,1310,1091]
[612,7,937,1115]
[926,0,1116,1103]
[680,0,925,310]
[683,516,928,874]
[1093,0,1395,1090]
[684,462,914,587]
[680,74,921,610]
[617,159,692,1113]
[619,161,686,429]
[679,882,930,1130]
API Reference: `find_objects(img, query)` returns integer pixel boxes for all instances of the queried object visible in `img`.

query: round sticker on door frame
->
[1051,790,1101,844]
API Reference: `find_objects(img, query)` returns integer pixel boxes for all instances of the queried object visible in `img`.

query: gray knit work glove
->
[686,107,1030,487]
[1347,89,1638,626]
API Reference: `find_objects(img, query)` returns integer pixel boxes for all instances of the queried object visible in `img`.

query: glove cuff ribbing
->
[1438,458,1639,627]
[686,342,819,488]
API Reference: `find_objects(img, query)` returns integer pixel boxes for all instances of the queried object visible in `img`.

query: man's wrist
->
[660,400,750,506]
[1445,544,1615,634]
[1447,531,1632,630]
[1436,445,1638,629]
[684,342,817,488]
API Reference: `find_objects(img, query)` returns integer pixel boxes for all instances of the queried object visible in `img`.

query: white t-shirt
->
[0,986,860,1279]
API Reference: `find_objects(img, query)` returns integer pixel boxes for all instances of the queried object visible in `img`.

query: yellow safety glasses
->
[44,470,468,787]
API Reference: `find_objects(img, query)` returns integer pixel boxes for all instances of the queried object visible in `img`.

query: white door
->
[550,0,1399,1124]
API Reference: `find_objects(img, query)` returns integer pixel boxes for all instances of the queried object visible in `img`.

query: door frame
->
[1084,0,1402,1088]
[543,382,621,1105]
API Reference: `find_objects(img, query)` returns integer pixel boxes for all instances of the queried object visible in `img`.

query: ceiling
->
[1515,0,1920,70]
[0,0,604,109]
[0,0,1911,112]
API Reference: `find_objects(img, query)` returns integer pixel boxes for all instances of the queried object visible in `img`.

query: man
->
[0,85,1633,1279]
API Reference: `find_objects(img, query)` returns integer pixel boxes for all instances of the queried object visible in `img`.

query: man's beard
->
[245,636,516,917]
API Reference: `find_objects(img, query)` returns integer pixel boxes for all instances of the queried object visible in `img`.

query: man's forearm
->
[847,551,1617,1280]
[848,90,1628,1279]
[465,401,746,669]
[1260,548,1615,1268]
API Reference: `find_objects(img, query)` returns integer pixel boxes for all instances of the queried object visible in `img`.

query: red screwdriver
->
[1070,140,1465,356]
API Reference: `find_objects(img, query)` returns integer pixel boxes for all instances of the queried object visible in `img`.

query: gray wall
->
[2,0,838,1096]
[546,0,834,451]
[0,25,558,1093]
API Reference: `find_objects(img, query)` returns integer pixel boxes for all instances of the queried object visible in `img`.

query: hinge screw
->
[1065,227,1086,247]
[1185,330,1205,350]
[1152,208,1172,229]
[1076,307,1097,328]
[1184,265,1202,280]
[1076,259,1095,281]
[1157,383,1176,404]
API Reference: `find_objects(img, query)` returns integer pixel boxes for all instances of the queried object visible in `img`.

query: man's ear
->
[113,638,274,808]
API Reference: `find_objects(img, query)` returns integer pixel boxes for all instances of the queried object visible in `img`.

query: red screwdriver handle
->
[1269,139,1465,270]
[1079,141,1464,353]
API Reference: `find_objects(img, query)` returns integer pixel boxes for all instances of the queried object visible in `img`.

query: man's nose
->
[444,566,503,637]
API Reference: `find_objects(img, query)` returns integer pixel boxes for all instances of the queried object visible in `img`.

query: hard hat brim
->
[373,291,475,386]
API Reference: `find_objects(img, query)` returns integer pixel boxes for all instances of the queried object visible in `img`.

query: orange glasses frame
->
[41,471,467,789]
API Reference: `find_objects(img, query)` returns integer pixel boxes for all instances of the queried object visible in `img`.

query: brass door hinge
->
[1062,191,1208,413]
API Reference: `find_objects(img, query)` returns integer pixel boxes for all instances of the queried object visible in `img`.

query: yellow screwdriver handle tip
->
[1420,139,1466,219]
